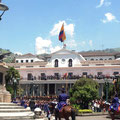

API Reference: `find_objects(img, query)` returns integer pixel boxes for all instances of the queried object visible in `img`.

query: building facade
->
[7,48,120,97]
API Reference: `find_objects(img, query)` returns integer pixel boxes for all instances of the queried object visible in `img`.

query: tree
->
[5,67,20,97]
[5,66,20,85]
[69,78,99,109]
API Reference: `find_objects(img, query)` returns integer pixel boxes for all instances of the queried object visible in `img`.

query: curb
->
[77,112,108,116]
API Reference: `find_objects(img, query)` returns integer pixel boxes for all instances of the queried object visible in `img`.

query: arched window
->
[27,73,33,80]
[91,58,94,61]
[54,59,58,67]
[68,59,72,67]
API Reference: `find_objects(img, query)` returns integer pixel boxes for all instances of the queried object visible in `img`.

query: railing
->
[21,74,118,81]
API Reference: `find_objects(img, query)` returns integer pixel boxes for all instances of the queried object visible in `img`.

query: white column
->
[47,84,49,96]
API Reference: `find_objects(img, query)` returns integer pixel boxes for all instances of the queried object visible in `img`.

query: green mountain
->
[0,48,15,63]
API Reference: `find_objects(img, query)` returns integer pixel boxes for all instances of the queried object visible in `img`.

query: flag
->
[63,73,68,78]
[59,23,66,42]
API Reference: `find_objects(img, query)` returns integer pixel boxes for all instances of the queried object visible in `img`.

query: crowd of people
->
[12,95,58,112]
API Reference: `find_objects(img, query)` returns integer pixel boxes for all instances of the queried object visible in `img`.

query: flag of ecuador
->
[59,24,66,42]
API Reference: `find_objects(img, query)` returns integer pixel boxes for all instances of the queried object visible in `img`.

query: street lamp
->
[13,78,17,99]
[0,0,9,20]
[114,74,120,95]
[104,78,109,102]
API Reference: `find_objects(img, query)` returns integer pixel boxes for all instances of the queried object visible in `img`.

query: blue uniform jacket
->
[57,93,69,111]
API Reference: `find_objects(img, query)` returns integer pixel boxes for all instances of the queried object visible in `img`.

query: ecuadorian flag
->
[59,24,66,42]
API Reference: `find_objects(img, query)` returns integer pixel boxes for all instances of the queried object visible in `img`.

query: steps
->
[0,103,34,120]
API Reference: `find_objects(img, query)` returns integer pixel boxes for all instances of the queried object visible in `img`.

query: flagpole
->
[66,79,68,94]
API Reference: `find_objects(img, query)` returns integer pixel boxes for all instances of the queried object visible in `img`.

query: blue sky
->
[0,0,120,54]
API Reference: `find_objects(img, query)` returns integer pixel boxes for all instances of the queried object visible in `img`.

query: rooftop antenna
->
[101,44,104,51]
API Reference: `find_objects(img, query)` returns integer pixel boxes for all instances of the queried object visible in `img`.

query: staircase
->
[0,103,34,120]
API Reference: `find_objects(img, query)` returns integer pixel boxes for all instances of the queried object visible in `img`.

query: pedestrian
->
[29,97,35,111]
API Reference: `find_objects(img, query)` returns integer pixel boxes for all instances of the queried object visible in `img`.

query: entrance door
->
[0,72,3,84]
[49,84,55,95]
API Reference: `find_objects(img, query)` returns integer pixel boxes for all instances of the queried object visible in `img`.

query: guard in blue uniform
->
[55,86,69,120]
[110,94,119,111]
[57,87,69,111]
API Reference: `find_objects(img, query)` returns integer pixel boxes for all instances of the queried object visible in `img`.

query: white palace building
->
[7,47,120,97]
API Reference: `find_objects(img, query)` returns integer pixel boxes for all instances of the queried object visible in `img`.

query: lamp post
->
[104,78,109,102]
[115,74,119,95]
[13,78,17,99]
[0,0,9,20]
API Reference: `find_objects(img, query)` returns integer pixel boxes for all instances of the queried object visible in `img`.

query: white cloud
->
[35,37,52,54]
[96,0,111,8]
[50,20,74,37]
[66,39,77,48]
[79,41,86,47]
[96,0,104,8]
[101,13,116,23]
[89,40,93,47]
[104,2,111,7]
[50,46,61,53]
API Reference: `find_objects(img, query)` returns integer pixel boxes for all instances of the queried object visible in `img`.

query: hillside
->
[0,48,15,63]
[1,47,120,63]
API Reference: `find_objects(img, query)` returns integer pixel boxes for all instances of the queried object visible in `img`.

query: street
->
[50,115,111,120]
[75,115,111,120]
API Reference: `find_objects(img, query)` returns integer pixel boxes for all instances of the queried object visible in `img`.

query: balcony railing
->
[21,74,118,81]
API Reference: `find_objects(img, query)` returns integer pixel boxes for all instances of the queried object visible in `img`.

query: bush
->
[78,109,93,113]
[72,104,81,110]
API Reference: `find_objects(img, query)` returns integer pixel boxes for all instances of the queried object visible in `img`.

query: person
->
[57,86,69,111]
[29,97,35,111]
[110,94,119,111]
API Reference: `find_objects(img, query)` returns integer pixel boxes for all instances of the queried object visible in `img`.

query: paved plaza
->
[44,115,111,120]
[75,115,111,120]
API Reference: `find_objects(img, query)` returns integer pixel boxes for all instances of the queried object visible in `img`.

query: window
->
[113,72,119,75]
[16,60,18,63]
[21,60,23,63]
[26,66,33,68]
[109,58,112,60]
[54,59,58,67]
[82,72,87,76]
[54,73,60,80]
[0,72,3,84]
[97,72,102,75]
[41,73,46,80]
[15,66,20,68]
[68,72,73,79]
[26,60,28,63]
[68,59,72,67]
[91,58,94,61]
[31,60,33,62]
[100,58,103,60]
[27,73,33,80]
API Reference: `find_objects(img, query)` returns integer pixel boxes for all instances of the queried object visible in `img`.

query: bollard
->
[34,107,42,119]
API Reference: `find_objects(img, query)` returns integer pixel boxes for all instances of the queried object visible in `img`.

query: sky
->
[0,0,120,55]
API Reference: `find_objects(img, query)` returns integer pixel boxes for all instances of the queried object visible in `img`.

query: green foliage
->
[6,85,14,97]
[5,67,20,98]
[72,104,81,110]
[70,78,99,109]
[17,85,24,96]
[103,82,114,100]
[5,66,20,85]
